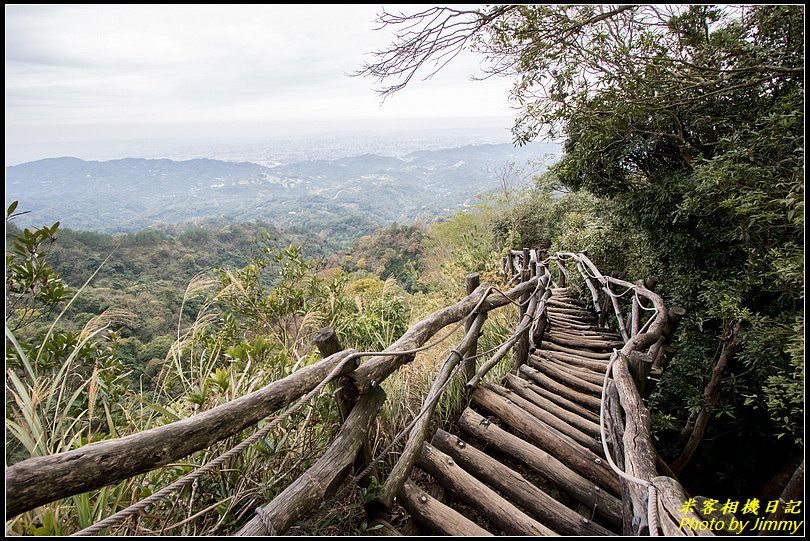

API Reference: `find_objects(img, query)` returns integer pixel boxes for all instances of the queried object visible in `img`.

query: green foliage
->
[5,203,71,332]
[365,3,804,497]
[345,224,427,293]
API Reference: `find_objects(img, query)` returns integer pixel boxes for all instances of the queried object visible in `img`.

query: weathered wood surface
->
[486,383,603,455]
[535,349,609,373]
[236,386,386,536]
[546,325,621,339]
[533,353,607,386]
[313,328,352,421]
[518,365,601,422]
[463,273,483,386]
[376,313,487,509]
[417,442,557,536]
[519,364,602,411]
[542,340,614,360]
[612,353,657,535]
[349,275,548,398]
[472,386,620,495]
[546,297,587,309]
[547,305,598,319]
[458,408,622,526]
[604,381,634,535]
[5,349,360,518]
[468,289,540,388]
[528,357,605,395]
[503,373,601,438]
[397,480,493,536]
[545,331,623,351]
[432,429,613,536]
[548,317,613,333]
[652,476,714,537]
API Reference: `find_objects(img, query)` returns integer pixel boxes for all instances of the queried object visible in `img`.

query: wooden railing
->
[506,249,699,535]
[6,249,699,536]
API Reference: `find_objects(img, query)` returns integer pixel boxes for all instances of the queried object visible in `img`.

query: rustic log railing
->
[6,249,696,536]
[506,249,695,535]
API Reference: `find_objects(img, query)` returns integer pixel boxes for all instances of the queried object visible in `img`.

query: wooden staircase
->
[401,288,626,535]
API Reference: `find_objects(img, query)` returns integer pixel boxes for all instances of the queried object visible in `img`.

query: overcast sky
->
[5,4,519,163]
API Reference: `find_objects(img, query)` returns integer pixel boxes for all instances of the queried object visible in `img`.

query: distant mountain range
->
[5,142,559,235]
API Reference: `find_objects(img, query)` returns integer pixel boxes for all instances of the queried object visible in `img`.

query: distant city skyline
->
[5,5,523,165]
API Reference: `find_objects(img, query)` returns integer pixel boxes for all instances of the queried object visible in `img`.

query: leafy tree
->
[359,4,804,497]
[5,202,71,332]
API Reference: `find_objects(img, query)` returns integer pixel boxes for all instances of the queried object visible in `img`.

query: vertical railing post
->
[314,328,352,421]
[513,250,532,373]
[313,327,371,482]
[464,273,483,387]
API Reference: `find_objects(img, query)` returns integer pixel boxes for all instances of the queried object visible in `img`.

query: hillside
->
[5,142,558,235]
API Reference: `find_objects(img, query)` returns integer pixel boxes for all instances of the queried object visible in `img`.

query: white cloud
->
[5,4,517,159]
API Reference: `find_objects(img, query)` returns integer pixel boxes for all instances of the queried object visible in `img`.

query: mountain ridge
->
[6,142,559,235]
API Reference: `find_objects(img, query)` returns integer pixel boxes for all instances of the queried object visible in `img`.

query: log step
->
[396,285,632,536]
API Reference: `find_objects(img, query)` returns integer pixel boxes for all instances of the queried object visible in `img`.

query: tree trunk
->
[671,319,742,474]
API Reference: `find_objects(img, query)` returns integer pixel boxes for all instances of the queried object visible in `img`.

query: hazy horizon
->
[5,116,547,167]
[5,5,535,167]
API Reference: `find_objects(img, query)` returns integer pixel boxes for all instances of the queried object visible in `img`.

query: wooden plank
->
[541,340,614,360]
[519,364,602,410]
[418,442,557,536]
[5,349,360,518]
[518,365,602,420]
[486,383,603,455]
[528,357,605,395]
[547,295,587,307]
[547,318,613,333]
[545,331,624,352]
[504,373,601,438]
[547,306,598,321]
[535,349,609,373]
[237,386,386,536]
[472,386,620,495]
[397,480,493,536]
[432,430,614,536]
[457,408,622,526]
[534,353,607,385]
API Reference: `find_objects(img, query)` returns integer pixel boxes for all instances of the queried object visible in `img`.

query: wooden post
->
[626,351,653,397]
[650,306,686,373]
[236,387,386,536]
[313,328,352,421]
[598,292,610,327]
[463,273,483,386]
[513,263,532,373]
[558,258,567,288]
[313,327,371,483]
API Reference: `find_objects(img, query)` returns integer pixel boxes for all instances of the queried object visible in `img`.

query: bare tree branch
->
[354,5,519,98]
